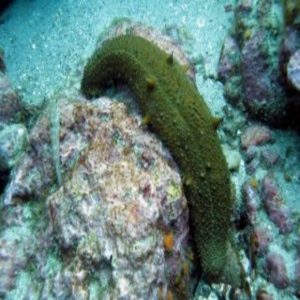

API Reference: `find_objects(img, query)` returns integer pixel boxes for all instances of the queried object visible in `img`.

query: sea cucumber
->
[81,34,244,287]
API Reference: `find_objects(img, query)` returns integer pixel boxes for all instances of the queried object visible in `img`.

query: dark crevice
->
[0,169,10,194]
[0,0,13,15]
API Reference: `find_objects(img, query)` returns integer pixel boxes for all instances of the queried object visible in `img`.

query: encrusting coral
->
[81,34,245,287]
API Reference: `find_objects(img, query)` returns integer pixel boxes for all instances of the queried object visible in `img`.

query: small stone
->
[224,4,233,12]
[226,149,241,171]
[245,145,258,163]
[282,28,299,64]
[223,144,241,171]
[295,260,300,296]
[241,125,273,149]
[261,175,293,234]
[0,124,28,172]
[246,157,260,175]
[261,149,279,167]
[4,115,54,206]
[74,270,87,283]
[0,75,24,125]
[250,227,272,257]
[237,0,252,12]
[287,49,300,91]
[0,75,10,89]
[0,238,27,297]
[265,253,289,289]
[218,36,241,82]
[256,289,274,300]
[243,182,260,224]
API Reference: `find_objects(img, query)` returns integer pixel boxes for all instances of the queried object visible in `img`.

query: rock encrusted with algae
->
[3,109,56,205]
[0,68,24,126]
[0,54,28,192]
[218,0,300,127]
[2,97,192,299]
[0,124,28,172]
[287,49,300,91]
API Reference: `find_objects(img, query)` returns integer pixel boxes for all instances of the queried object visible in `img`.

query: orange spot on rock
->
[166,289,174,300]
[163,232,174,252]
[182,261,190,277]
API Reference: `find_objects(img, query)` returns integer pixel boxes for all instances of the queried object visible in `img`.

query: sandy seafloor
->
[0,0,232,112]
[1,0,300,299]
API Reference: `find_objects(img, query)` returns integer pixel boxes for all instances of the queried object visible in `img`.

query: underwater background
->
[0,0,300,299]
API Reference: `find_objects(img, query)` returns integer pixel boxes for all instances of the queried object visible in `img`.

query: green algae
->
[283,0,300,27]
[81,35,244,287]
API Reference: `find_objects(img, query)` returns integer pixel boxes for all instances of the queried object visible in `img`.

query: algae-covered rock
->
[2,97,192,299]
[48,100,191,299]
[3,110,56,205]
[0,53,28,195]
[0,72,25,125]
[241,29,286,123]
[0,124,28,172]
[287,49,300,91]
[218,36,242,106]
[218,36,241,83]
[81,34,244,287]
[283,0,300,27]
[218,0,299,126]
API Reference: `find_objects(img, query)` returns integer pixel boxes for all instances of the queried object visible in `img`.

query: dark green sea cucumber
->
[81,35,244,287]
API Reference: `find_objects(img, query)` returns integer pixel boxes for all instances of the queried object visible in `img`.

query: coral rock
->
[218,36,241,82]
[243,182,260,225]
[47,99,190,299]
[5,97,191,298]
[241,125,273,149]
[245,145,258,163]
[4,112,55,205]
[0,124,28,172]
[261,176,293,234]
[261,149,279,167]
[0,238,27,297]
[294,259,300,296]
[287,49,300,91]
[265,253,289,289]
[219,0,291,125]
[218,36,242,104]
[256,289,274,300]
[0,72,24,125]
[250,227,272,257]
[223,146,241,172]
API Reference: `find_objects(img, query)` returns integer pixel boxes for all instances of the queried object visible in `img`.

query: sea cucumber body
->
[81,35,241,286]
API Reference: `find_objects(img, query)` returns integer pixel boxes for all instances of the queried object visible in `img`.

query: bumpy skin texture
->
[81,35,243,287]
